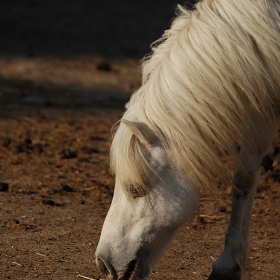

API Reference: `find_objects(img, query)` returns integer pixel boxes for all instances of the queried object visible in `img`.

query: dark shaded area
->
[0,0,197,58]
[0,75,130,112]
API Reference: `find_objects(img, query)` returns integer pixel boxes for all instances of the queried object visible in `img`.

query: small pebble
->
[59,148,77,159]
[60,184,75,192]
[219,206,227,213]
[0,182,9,192]
[0,137,11,147]
[96,61,112,71]
[42,199,55,206]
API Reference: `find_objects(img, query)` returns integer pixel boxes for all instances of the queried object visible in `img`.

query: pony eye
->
[129,185,145,198]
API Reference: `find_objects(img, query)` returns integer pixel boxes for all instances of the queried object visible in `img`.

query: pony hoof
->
[207,270,241,280]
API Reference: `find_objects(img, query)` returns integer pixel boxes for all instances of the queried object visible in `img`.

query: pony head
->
[95,120,199,279]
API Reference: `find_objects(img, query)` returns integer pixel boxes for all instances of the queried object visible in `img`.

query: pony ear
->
[122,119,160,147]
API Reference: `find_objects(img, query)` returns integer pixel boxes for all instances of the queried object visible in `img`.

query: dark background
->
[0,0,197,58]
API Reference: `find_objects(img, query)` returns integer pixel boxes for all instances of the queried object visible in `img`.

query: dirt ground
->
[0,1,280,279]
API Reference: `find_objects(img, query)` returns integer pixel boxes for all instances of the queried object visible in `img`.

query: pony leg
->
[208,130,274,280]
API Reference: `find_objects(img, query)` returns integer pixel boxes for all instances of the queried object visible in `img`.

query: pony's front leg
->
[208,148,265,280]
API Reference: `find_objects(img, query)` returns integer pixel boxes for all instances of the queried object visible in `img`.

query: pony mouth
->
[114,259,140,280]
[120,259,139,280]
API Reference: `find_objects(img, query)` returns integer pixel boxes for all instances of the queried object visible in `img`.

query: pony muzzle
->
[96,257,141,280]
[96,257,118,280]
[118,259,139,280]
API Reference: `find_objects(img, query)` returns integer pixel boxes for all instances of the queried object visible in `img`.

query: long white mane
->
[111,0,280,193]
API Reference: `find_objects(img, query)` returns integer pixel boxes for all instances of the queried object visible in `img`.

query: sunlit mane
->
[110,0,280,193]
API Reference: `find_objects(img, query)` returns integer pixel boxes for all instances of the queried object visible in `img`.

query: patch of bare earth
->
[0,56,279,280]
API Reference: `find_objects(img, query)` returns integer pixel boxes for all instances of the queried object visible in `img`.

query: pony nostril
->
[96,257,109,274]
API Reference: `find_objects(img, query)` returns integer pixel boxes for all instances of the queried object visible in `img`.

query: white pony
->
[96,0,280,279]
